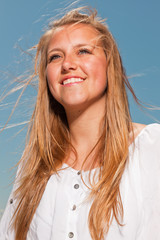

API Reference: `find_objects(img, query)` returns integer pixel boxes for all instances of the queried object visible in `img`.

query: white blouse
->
[0,123,160,240]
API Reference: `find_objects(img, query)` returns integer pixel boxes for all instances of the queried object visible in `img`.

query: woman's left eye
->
[78,49,92,55]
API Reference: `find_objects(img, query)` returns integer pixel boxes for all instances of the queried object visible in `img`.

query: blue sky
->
[0,0,160,212]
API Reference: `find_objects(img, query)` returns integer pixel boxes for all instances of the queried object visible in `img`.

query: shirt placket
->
[65,170,86,240]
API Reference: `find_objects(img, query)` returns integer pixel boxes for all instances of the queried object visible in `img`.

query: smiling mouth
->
[62,78,84,85]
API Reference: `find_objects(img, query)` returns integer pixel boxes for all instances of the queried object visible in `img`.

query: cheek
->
[94,58,108,91]
[92,58,107,83]
[98,56,107,77]
[46,66,54,83]
[46,66,58,90]
[46,67,58,99]
[84,56,107,75]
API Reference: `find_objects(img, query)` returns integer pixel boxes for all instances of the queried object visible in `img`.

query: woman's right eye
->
[48,54,61,63]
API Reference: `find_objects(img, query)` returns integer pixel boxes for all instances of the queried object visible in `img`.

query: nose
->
[62,55,77,72]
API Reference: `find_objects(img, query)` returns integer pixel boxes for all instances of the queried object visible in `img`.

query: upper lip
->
[60,75,85,84]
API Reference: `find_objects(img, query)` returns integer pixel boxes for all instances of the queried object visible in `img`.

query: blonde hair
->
[12,7,138,240]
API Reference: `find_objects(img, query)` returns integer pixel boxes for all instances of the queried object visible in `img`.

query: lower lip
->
[62,81,84,86]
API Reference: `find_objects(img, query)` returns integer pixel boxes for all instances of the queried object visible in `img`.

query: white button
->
[68,232,74,238]
[72,205,76,210]
[74,184,79,189]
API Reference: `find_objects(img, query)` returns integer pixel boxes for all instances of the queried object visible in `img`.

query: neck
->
[64,98,105,169]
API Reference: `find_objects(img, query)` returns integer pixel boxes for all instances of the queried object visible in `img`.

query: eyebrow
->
[47,43,95,55]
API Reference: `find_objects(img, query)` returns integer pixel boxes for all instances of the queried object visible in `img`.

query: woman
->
[0,7,160,240]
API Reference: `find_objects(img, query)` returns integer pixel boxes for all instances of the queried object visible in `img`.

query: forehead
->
[48,23,100,50]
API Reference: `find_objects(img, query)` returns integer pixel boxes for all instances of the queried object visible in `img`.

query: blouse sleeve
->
[136,124,160,240]
[0,188,17,239]
[0,165,21,240]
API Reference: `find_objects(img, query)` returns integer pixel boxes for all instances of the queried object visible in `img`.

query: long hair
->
[12,7,139,240]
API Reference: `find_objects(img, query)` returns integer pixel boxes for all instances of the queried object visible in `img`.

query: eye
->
[78,48,92,55]
[48,54,61,63]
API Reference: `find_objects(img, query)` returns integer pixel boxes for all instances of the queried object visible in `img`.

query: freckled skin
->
[46,24,107,112]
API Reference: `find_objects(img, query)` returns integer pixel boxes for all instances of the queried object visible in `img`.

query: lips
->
[61,76,85,85]
[63,77,84,85]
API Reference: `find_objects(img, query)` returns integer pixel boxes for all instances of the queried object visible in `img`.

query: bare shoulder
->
[132,122,146,138]
[129,122,146,144]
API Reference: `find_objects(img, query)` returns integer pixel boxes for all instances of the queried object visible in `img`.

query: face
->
[46,23,107,112]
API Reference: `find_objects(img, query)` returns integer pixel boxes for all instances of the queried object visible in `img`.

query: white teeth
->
[63,78,84,85]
